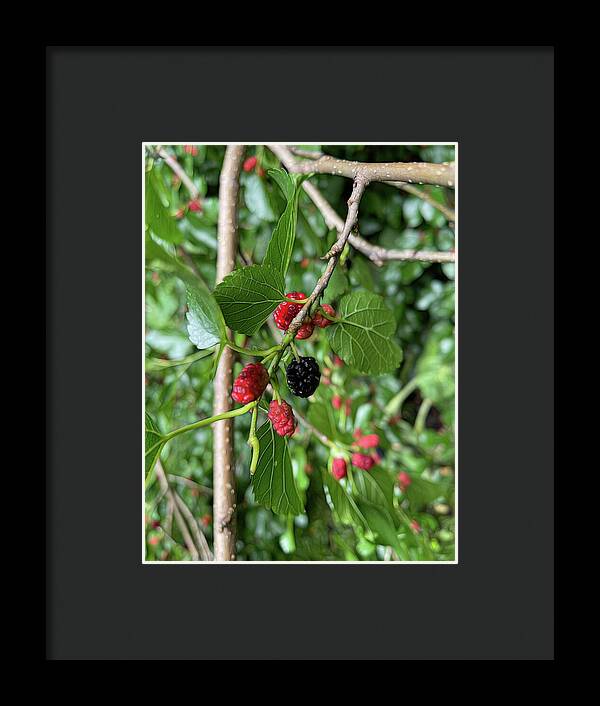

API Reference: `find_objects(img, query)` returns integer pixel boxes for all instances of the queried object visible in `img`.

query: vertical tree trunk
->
[213,145,245,561]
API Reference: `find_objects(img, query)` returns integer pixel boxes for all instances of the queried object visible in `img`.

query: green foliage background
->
[145,144,455,561]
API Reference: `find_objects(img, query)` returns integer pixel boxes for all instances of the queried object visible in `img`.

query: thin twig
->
[294,408,336,448]
[153,146,200,200]
[173,491,213,561]
[168,474,213,494]
[323,177,367,259]
[154,460,199,560]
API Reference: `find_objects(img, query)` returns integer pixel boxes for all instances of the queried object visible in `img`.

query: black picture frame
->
[46,46,555,660]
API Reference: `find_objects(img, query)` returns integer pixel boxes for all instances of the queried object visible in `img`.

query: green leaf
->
[263,169,303,277]
[323,471,366,528]
[323,266,348,303]
[307,400,353,445]
[244,173,276,221]
[326,291,403,374]
[213,264,285,335]
[355,500,407,558]
[252,422,304,516]
[406,476,446,510]
[145,233,198,286]
[185,283,226,350]
[145,411,164,479]
[352,467,396,519]
[145,171,183,244]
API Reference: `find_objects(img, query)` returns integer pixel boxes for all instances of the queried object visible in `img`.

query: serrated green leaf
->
[213,264,285,335]
[145,171,183,244]
[263,169,303,277]
[145,411,164,479]
[326,291,403,374]
[185,283,226,350]
[252,422,304,516]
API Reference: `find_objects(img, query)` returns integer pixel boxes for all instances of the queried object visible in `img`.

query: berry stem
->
[248,405,260,475]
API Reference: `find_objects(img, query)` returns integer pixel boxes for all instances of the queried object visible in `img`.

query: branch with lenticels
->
[267,144,455,266]
[284,150,455,188]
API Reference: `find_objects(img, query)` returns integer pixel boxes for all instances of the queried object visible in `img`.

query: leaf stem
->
[414,397,433,435]
[226,341,281,358]
[161,400,258,443]
[145,348,215,371]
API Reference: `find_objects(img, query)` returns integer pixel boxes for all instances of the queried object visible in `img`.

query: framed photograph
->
[47,47,554,660]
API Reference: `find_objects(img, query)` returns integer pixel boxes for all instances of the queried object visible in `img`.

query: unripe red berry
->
[410,519,421,533]
[333,355,344,367]
[332,395,342,410]
[357,433,380,449]
[231,363,269,404]
[313,304,336,328]
[295,319,314,340]
[174,207,185,219]
[201,514,212,527]
[243,156,257,172]
[184,144,198,156]
[398,471,411,490]
[267,400,297,437]
[353,428,363,440]
[256,166,266,178]
[332,457,347,480]
[300,257,310,268]
[345,398,352,415]
[188,198,202,212]
[352,453,375,471]
[148,535,160,546]
[273,292,306,331]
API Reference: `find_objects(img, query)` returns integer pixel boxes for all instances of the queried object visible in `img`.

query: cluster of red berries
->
[243,155,266,178]
[273,293,335,341]
[184,145,198,156]
[330,431,385,482]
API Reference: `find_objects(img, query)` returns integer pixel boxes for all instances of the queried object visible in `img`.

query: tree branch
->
[268,145,455,266]
[213,145,245,562]
[282,152,455,188]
